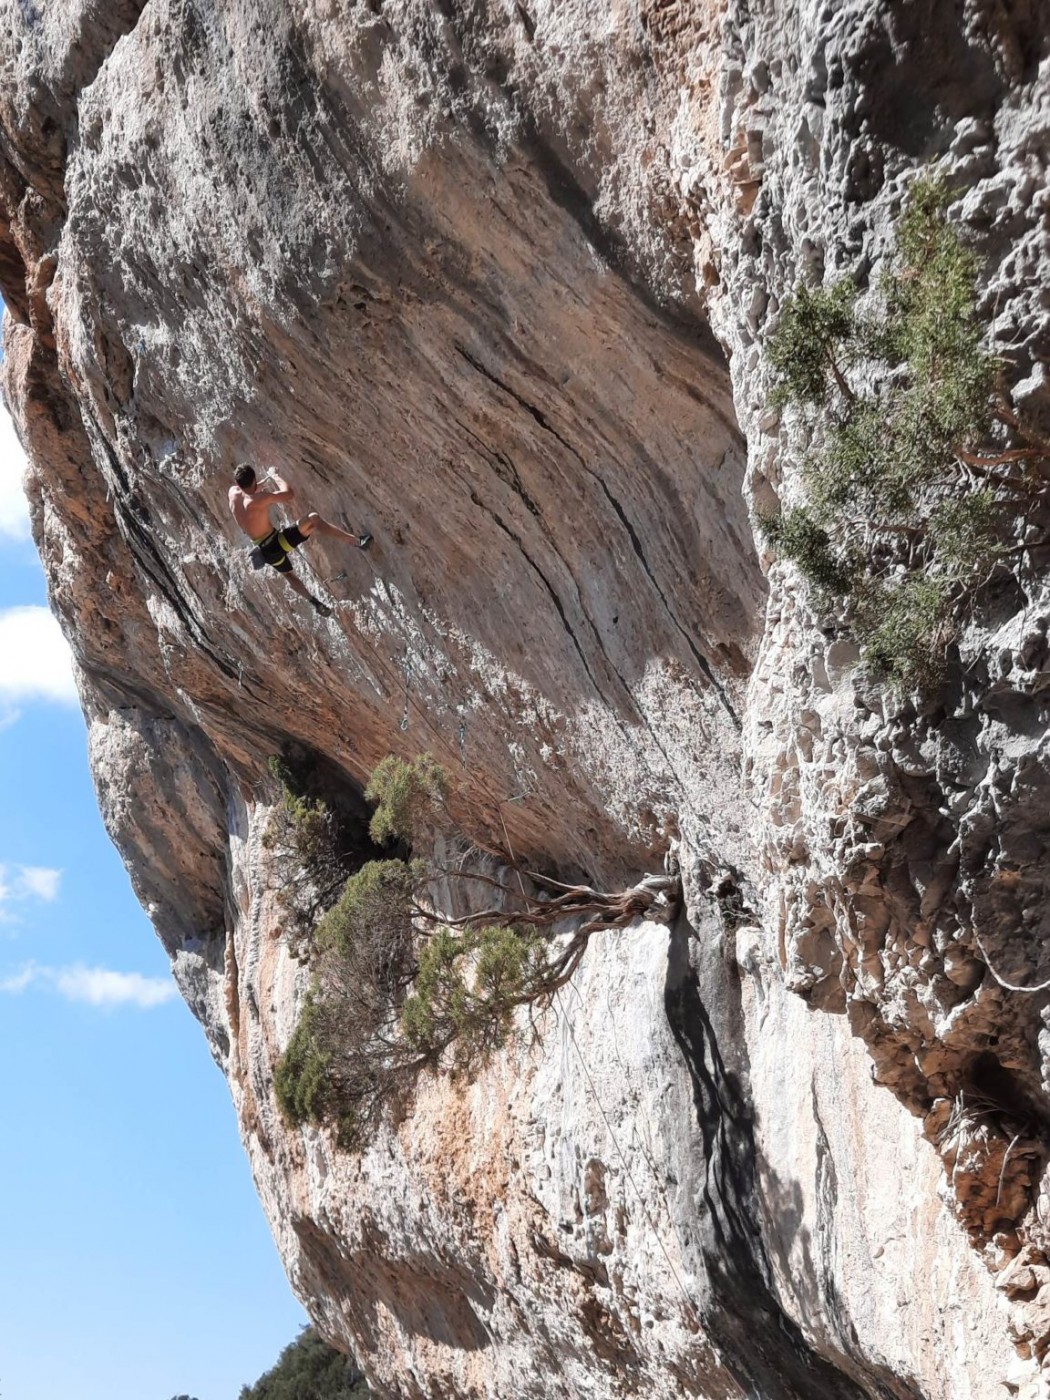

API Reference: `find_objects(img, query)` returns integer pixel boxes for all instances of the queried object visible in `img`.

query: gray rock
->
[1,0,1048,1396]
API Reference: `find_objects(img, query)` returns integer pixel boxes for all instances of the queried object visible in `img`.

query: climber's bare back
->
[229,479,289,540]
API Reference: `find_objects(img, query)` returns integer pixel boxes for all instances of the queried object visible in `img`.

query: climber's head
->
[234,463,256,491]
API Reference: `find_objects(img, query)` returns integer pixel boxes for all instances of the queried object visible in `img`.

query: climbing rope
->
[326,549,529,832]
[492,802,703,1330]
[291,533,710,1330]
[552,984,704,1330]
[971,922,1050,994]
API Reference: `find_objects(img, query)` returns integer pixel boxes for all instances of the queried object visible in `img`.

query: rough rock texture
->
[2,1,1050,1396]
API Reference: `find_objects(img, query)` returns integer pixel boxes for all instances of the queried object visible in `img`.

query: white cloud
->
[0,964,38,993]
[0,962,176,1008]
[15,866,60,902]
[53,966,177,1008]
[0,606,77,705]
[0,401,31,540]
[0,862,63,921]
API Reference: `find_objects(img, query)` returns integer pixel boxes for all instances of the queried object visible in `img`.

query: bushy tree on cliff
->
[239,1327,369,1400]
[760,173,1050,690]
[272,755,679,1147]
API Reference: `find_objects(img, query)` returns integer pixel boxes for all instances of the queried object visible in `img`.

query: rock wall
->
[1,1,1049,1396]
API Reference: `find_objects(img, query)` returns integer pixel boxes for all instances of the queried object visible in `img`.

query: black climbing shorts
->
[254,523,307,573]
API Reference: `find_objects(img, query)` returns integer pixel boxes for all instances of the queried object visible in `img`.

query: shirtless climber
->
[229,464,372,618]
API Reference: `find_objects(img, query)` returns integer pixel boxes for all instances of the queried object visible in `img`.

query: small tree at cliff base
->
[239,1326,369,1399]
[760,173,1050,691]
[275,755,680,1147]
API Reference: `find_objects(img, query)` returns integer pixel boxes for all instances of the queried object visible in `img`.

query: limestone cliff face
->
[2,2,1049,1396]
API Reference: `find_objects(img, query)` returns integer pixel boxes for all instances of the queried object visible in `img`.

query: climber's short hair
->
[234,463,256,490]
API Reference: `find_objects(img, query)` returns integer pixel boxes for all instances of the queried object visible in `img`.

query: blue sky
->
[0,384,307,1397]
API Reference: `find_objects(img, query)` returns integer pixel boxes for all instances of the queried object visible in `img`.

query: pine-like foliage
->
[761,173,1043,690]
[274,755,679,1149]
[401,923,547,1071]
[364,753,448,845]
[239,1327,369,1400]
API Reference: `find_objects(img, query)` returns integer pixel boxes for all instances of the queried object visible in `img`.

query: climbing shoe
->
[357,532,373,551]
[309,596,333,618]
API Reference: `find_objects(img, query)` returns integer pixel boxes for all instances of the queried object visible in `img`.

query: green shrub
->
[274,997,332,1126]
[275,860,424,1143]
[239,1325,369,1400]
[266,753,344,897]
[763,172,1027,691]
[365,753,449,845]
[854,575,955,691]
[928,490,1002,569]
[274,753,674,1151]
[816,397,916,516]
[768,279,859,407]
[401,923,545,1072]
[757,507,856,595]
[316,859,423,963]
[277,904,552,1143]
[884,175,992,416]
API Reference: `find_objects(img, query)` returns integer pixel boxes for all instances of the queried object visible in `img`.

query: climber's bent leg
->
[296,512,371,548]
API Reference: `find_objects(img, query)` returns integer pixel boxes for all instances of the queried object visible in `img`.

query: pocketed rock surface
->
[1,1,1049,1395]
